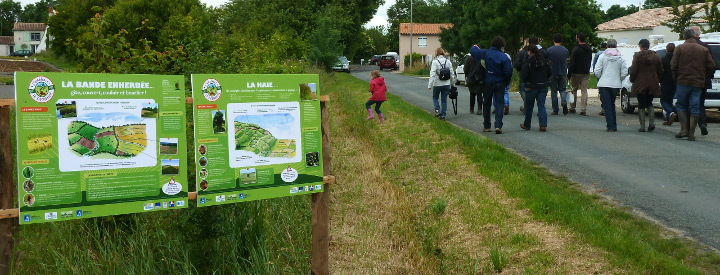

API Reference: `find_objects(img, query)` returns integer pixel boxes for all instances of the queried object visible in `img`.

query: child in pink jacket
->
[367,70,387,122]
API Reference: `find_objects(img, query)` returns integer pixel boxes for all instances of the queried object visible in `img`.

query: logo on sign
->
[23,215,31,222]
[28,76,55,103]
[202,78,222,102]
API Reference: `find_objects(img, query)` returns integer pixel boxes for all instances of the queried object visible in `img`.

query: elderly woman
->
[630,38,663,132]
[594,39,628,132]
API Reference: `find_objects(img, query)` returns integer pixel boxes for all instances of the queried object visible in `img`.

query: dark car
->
[10,50,33,57]
[369,55,381,65]
[379,55,399,70]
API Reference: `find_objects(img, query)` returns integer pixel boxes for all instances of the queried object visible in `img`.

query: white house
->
[12,23,48,54]
[0,36,12,56]
[399,23,453,71]
[597,4,708,47]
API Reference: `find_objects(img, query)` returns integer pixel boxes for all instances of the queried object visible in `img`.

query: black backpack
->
[466,57,486,85]
[436,59,451,81]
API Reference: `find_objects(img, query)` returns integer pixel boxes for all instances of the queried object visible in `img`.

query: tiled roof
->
[399,23,453,35]
[13,23,47,32]
[0,36,12,44]
[597,4,704,31]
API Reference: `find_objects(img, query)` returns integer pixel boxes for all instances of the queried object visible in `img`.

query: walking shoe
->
[539,126,547,132]
[701,125,708,136]
[483,128,491,132]
[519,106,525,114]
[569,109,576,114]
[520,124,529,130]
[551,111,558,115]
[439,116,446,120]
[599,110,605,116]
[434,109,440,117]
[495,128,502,134]
[504,106,509,115]
[668,112,677,125]
[606,129,617,132]
[580,111,587,116]
[470,107,474,114]
[476,110,482,115]
[662,121,672,126]
[562,104,568,115]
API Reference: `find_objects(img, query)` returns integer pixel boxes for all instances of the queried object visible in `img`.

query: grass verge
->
[326,72,720,274]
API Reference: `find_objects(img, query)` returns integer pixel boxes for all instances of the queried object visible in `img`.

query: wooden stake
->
[0,105,17,274]
[311,99,331,275]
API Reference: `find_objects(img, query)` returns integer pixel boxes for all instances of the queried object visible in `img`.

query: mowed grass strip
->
[326,72,720,274]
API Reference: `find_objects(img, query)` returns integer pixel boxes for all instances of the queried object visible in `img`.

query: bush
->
[403,52,424,68]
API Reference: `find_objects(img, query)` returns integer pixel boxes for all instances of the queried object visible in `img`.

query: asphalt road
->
[351,65,720,251]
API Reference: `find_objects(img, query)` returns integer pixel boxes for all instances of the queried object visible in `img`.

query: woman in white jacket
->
[428,48,456,120]
[594,39,628,132]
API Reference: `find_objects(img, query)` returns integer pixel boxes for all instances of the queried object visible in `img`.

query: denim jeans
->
[365,100,384,114]
[700,88,707,126]
[518,77,526,108]
[483,83,506,129]
[504,84,510,106]
[432,85,451,117]
[675,84,702,116]
[660,83,676,121]
[523,88,548,128]
[599,87,620,130]
[549,75,567,113]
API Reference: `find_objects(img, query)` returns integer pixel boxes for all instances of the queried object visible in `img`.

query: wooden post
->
[0,105,16,274]
[311,98,331,275]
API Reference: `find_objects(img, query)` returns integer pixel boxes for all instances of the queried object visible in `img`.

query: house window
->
[30,33,41,42]
[418,37,427,48]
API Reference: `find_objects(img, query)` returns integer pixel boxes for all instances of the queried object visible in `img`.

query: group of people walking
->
[421,28,716,140]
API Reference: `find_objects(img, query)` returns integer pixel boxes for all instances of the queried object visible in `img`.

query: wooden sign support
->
[0,95,333,274]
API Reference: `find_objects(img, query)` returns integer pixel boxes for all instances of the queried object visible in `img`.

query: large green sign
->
[15,72,188,224]
[191,74,323,206]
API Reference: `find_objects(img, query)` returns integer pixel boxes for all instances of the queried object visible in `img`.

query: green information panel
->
[191,74,323,206]
[15,72,188,224]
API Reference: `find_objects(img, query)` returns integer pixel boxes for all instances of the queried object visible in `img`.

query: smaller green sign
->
[191,74,324,207]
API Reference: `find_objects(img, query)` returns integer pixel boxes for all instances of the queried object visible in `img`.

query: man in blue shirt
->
[546,34,569,115]
[473,36,513,134]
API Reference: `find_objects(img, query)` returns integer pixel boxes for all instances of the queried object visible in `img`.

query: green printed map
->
[68,121,147,157]
[234,122,296,157]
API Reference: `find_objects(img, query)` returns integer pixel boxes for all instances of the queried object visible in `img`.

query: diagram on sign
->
[227,102,301,168]
[57,99,157,172]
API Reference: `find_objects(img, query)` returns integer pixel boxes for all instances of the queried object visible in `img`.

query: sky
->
[16,0,645,28]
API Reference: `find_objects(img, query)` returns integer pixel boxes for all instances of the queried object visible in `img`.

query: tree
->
[441,0,602,57]
[662,0,705,39]
[48,0,117,59]
[643,0,704,9]
[703,0,720,32]
[0,0,21,36]
[19,0,58,23]
[602,4,639,23]
[308,16,342,71]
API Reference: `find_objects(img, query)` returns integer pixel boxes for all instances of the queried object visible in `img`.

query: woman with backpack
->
[428,47,456,120]
[520,46,551,131]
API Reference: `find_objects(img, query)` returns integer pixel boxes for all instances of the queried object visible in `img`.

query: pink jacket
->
[369,77,387,101]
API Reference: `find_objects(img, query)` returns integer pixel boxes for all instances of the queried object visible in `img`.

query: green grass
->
[31,51,77,72]
[328,72,720,273]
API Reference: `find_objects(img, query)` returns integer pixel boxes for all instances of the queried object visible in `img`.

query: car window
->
[655,49,666,59]
[710,45,720,69]
[382,56,393,60]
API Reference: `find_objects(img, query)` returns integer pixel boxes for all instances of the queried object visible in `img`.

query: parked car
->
[332,56,350,73]
[620,38,720,114]
[385,52,400,68]
[378,55,399,70]
[10,50,33,57]
[455,53,471,85]
[369,55,381,65]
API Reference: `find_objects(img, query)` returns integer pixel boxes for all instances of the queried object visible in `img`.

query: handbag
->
[448,86,458,99]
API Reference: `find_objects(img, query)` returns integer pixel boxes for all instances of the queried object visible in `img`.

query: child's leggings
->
[365,100,384,114]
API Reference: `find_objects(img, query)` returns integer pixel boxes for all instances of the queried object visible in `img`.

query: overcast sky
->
[16,0,645,28]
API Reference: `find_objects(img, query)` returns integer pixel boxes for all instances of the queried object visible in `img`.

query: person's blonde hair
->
[435,48,445,56]
[371,70,381,78]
